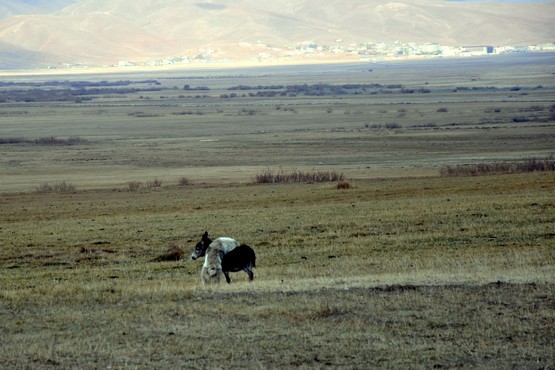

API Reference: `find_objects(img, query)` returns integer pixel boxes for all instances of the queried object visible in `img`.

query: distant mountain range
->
[0,0,553,70]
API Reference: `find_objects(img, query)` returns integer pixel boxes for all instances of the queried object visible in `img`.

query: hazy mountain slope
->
[0,0,78,19]
[0,0,553,69]
[60,0,555,45]
[0,40,58,69]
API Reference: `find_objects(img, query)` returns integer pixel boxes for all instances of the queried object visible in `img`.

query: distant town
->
[59,40,555,70]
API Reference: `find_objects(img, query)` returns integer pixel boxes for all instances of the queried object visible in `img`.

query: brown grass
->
[0,56,554,368]
[440,157,555,176]
[1,57,554,193]
[0,172,553,368]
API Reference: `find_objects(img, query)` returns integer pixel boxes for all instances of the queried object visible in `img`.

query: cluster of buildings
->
[77,41,555,70]
[289,40,555,61]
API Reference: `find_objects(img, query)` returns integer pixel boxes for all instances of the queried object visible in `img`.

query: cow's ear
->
[203,231,208,238]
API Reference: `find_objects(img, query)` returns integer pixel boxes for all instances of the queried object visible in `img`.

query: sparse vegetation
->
[2,173,553,368]
[127,181,143,191]
[254,169,345,183]
[178,177,191,186]
[0,137,26,144]
[440,157,555,176]
[147,179,163,188]
[35,181,76,193]
[239,107,258,115]
[0,81,162,103]
[385,122,402,129]
[0,136,88,145]
[171,110,205,116]
[336,180,352,189]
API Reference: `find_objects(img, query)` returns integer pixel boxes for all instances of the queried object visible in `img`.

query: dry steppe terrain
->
[0,54,554,368]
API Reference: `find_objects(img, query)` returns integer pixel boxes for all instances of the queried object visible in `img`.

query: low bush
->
[254,169,345,184]
[147,179,162,188]
[385,123,402,129]
[36,182,76,193]
[178,177,191,186]
[240,108,258,116]
[440,157,555,176]
[127,181,143,191]
[0,136,88,145]
[36,183,52,193]
[336,181,352,189]
[0,137,27,144]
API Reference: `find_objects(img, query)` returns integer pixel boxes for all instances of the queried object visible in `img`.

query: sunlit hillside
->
[0,0,553,69]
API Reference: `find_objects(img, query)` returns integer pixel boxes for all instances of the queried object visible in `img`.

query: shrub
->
[34,136,67,145]
[1,136,88,145]
[53,182,76,193]
[178,177,191,186]
[66,136,88,145]
[254,169,345,184]
[0,137,27,145]
[36,183,53,193]
[439,157,555,177]
[36,182,75,193]
[128,181,143,191]
[436,107,449,113]
[147,179,162,188]
[336,181,352,190]
[240,108,258,116]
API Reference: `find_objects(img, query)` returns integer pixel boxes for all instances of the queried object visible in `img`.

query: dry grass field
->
[1,54,554,368]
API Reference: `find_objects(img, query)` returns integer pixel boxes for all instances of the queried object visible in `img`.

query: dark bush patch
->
[36,182,76,193]
[0,136,88,145]
[254,169,345,184]
[178,177,191,186]
[440,157,555,176]
[336,181,352,190]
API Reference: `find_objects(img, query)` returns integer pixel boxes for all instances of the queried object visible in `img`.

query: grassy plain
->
[1,54,554,368]
[1,54,554,191]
